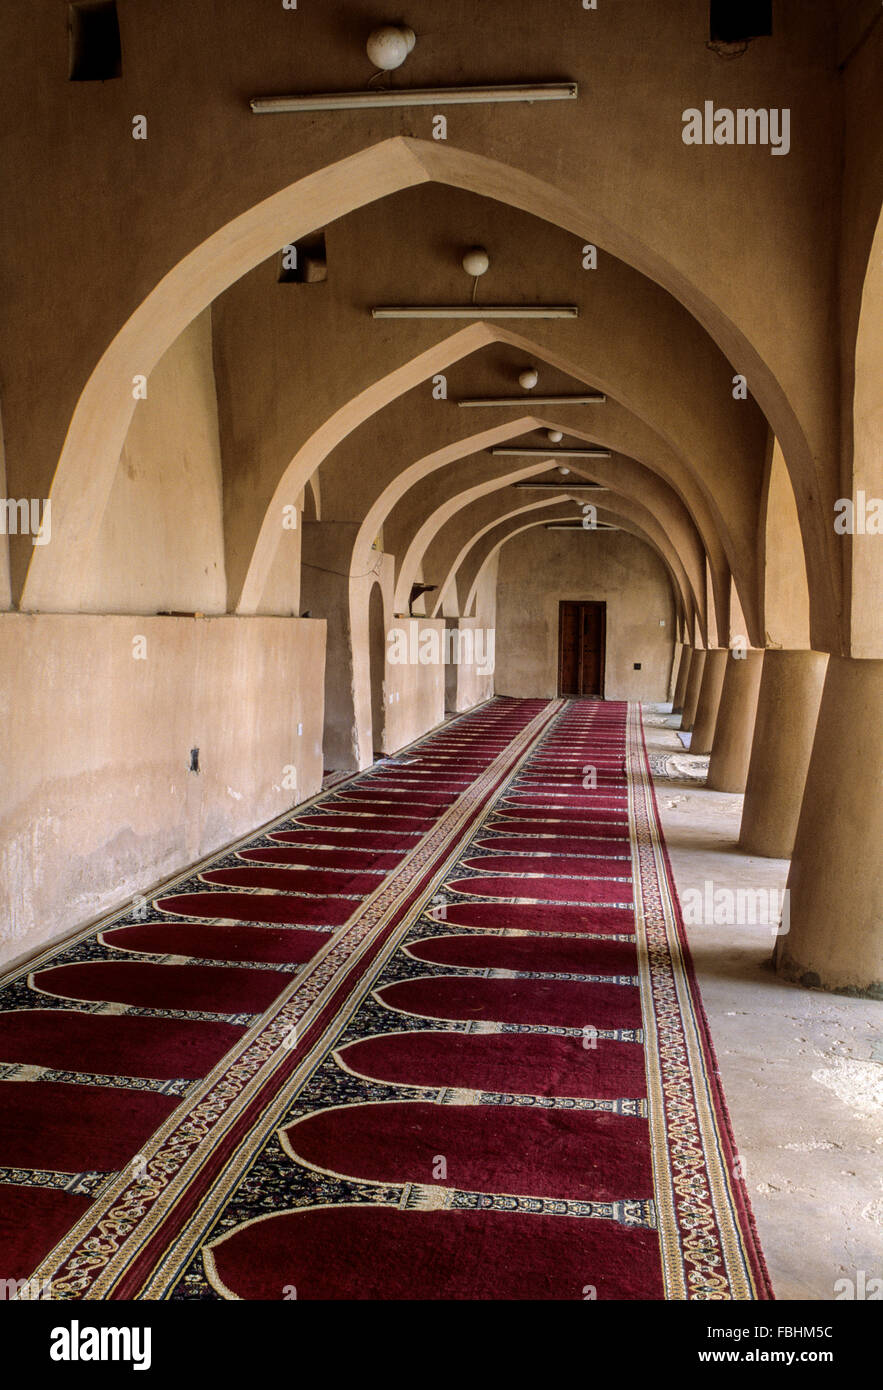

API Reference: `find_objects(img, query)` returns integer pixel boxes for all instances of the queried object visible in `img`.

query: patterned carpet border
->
[628,705,773,1299]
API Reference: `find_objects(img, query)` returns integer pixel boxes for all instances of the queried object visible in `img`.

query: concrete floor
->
[643,704,883,1301]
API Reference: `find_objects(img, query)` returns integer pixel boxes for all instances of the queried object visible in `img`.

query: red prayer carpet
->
[0,698,772,1300]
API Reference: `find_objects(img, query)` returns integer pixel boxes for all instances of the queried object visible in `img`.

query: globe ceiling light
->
[461,246,490,277]
[366,25,415,71]
[518,368,539,390]
[547,429,564,443]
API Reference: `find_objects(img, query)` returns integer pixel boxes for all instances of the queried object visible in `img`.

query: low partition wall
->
[0,613,326,968]
[383,618,448,754]
[445,617,496,712]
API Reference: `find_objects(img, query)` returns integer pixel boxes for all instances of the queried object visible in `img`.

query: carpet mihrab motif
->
[0,698,772,1300]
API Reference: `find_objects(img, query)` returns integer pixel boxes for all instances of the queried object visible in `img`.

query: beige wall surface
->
[383,619,447,754]
[495,529,675,700]
[80,310,227,616]
[446,619,495,713]
[763,440,811,650]
[0,613,325,968]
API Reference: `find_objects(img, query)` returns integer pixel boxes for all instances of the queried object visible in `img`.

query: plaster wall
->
[0,613,325,968]
[472,553,499,629]
[445,619,496,713]
[301,521,385,772]
[0,406,10,611]
[764,440,811,649]
[383,619,447,753]
[495,529,675,700]
[349,556,395,769]
[79,311,227,615]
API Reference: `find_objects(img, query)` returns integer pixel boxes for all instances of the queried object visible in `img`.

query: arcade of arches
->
[0,0,880,1301]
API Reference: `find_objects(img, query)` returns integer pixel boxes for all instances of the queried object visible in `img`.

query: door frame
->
[557,599,607,698]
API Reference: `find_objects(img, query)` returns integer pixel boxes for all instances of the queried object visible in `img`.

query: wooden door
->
[558,601,606,697]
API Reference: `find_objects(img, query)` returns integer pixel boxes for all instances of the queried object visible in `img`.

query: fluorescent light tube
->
[458,394,605,406]
[371,306,578,319]
[490,447,611,458]
[251,83,578,114]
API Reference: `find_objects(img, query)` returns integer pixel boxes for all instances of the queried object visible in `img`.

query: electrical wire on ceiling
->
[300,556,384,581]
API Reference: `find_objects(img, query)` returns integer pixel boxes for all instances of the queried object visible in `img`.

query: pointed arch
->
[20,137,833,646]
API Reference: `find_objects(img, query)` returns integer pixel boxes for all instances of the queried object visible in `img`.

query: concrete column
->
[776,657,882,996]
[689,648,728,753]
[738,649,829,858]
[671,644,692,712]
[706,649,764,792]
[301,523,359,771]
[680,647,706,730]
[667,639,683,703]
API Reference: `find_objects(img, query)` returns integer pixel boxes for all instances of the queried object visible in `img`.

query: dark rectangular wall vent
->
[69,2,122,81]
[710,1,772,43]
[278,233,327,284]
